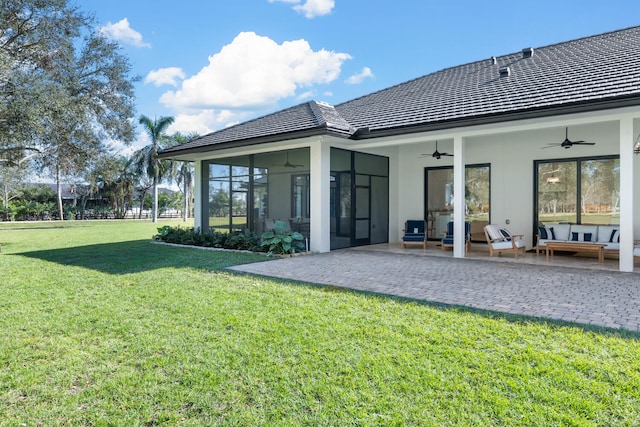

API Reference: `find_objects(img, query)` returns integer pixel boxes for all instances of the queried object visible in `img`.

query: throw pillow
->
[549,226,556,240]
[610,229,620,243]
[538,226,548,240]
[584,232,592,242]
[571,232,579,241]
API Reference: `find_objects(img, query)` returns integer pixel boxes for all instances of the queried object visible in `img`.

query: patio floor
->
[358,241,637,273]
[231,241,640,332]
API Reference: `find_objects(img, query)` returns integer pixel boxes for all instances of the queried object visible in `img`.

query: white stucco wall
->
[377,118,638,249]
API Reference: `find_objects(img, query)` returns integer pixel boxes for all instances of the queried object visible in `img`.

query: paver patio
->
[231,246,640,332]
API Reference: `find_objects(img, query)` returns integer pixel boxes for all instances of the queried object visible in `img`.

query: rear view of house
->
[160,26,640,272]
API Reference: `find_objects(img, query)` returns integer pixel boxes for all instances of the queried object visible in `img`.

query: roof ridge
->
[309,100,356,134]
[308,100,328,127]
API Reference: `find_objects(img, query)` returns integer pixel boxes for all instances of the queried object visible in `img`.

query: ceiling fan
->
[283,151,304,168]
[542,127,596,149]
[421,141,453,159]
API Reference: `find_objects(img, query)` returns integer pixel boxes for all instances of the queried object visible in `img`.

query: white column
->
[193,160,203,231]
[310,141,331,252]
[619,117,635,272]
[453,135,466,258]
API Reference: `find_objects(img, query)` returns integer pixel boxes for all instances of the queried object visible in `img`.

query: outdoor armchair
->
[442,221,471,252]
[402,219,427,249]
[484,224,526,258]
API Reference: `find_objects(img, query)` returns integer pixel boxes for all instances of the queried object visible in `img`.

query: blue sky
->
[77,0,640,154]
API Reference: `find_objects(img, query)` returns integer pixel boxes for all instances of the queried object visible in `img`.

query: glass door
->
[354,174,370,245]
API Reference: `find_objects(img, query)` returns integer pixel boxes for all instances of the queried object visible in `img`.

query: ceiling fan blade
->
[283,151,304,167]
[441,152,453,157]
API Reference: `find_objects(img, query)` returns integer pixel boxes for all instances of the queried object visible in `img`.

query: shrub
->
[154,226,264,252]
[260,220,305,255]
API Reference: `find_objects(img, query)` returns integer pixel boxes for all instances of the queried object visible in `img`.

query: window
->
[291,174,310,219]
[535,156,619,226]
[424,164,490,239]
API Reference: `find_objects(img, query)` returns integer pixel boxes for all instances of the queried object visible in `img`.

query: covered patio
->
[353,241,639,274]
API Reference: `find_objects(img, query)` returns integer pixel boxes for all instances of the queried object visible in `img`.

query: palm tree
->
[169,132,198,222]
[133,115,175,222]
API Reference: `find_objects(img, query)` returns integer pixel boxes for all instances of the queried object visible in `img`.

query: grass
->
[1,220,640,426]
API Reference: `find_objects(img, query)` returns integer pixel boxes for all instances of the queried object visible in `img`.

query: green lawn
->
[1,220,639,426]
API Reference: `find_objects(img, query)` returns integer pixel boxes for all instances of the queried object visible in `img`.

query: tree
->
[0,164,27,220]
[1,0,86,159]
[1,1,137,219]
[169,132,197,222]
[99,156,135,219]
[133,115,175,223]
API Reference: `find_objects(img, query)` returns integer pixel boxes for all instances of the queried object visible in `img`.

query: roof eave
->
[158,126,352,159]
[352,95,640,140]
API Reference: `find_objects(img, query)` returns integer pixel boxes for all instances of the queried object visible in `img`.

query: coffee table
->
[545,241,606,264]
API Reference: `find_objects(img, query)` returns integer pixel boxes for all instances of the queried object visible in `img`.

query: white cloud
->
[168,110,250,136]
[345,67,374,85]
[297,90,315,100]
[160,32,351,110]
[144,67,185,87]
[99,18,150,48]
[269,0,335,18]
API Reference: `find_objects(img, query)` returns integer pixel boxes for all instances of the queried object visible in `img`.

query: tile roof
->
[161,101,354,155]
[161,26,640,156]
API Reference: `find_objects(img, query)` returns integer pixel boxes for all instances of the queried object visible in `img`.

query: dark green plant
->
[260,220,305,255]
[154,225,264,252]
[225,229,263,252]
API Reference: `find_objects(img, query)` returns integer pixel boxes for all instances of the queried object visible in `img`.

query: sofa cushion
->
[493,241,515,250]
[485,224,505,241]
[545,224,570,241]
[604,242,620,251]
[595,225,618,243]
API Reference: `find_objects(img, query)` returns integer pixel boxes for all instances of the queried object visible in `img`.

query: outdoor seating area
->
[361,240,638,273]
[535,224,622,260]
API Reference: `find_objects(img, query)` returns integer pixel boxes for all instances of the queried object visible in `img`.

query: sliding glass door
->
[535,156,619,226]
[424,164,490,239]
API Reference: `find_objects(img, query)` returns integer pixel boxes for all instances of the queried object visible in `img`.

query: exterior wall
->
[188,111,638,271]
[392,119,634,248]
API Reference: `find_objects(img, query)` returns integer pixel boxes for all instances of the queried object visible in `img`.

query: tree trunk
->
[152,175,158,223]
[80,195,87,220]
[138,189,147,219]
[56,163,64,220]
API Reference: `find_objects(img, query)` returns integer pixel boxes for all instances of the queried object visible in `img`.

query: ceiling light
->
[546,176,560,184]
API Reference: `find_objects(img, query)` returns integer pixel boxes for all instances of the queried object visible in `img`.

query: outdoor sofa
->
[535,224,622,257]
